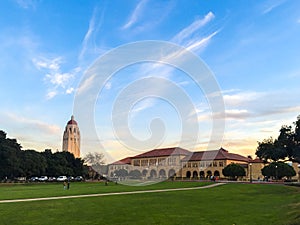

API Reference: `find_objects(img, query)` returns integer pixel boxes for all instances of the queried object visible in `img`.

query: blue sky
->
[1,0,300,162]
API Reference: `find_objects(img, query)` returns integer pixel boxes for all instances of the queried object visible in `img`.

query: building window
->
[219,161,224,167]
[206,162,212,167]
[149,159,156,166]
[200,162,205,167]
[133,160,140,166]
[141,159,148,166]
[213,161,217,167]
[158,158,166,166]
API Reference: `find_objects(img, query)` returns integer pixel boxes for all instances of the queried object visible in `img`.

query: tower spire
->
[62,115,81,158]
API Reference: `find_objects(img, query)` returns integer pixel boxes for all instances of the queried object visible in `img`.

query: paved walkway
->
[0,182,225,204]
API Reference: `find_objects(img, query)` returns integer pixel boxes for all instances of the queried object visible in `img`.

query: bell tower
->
[62,115,81,158]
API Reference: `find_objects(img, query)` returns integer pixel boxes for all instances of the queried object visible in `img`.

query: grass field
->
[0,181,299,225]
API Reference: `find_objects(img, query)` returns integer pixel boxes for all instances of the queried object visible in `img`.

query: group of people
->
[63,180,70,190]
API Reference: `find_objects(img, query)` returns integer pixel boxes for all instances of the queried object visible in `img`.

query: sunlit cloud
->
[223,91,263,106]
[7,113,61,135]
[225,109,251,120]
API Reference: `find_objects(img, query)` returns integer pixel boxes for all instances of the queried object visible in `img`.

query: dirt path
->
[0,182,225,204]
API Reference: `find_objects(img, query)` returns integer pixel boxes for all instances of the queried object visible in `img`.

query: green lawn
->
[0,182,299,225]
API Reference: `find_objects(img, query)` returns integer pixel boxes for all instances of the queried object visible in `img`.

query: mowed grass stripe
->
[0,183,299,225]
[0,182,225,203]
[0,181,212,200]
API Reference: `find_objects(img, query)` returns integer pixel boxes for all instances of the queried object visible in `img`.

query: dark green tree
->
[261,162,296,179]
[21,150,47,177]
[0,131,22,179]
[222,163,246,180]
[0,130,88,179]
[256,116,300,163]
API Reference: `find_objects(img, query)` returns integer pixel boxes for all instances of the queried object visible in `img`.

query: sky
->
[0,0,300,163]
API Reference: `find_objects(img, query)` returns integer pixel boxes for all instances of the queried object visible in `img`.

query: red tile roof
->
[249,157,264,163]
[131,147,191,159]
[182,148,250,162]
[110,157,132,165]
[67,115,78,125]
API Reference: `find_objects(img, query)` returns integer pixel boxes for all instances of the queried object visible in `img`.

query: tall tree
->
[256,116,300,163]
[21,150,47,177]
[83,152,105,174]
[0,132,22,179]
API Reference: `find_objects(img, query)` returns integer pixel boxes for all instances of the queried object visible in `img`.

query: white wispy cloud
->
[261,0,287,14]
[15,0,38,9]
[45,72,73,88]
[122,0,148,30]
[172,11,215,43]
[0,112,62,151]
[66,87,74,94]
[32,57,80,99]
[129,98,156,119]
[186,30,219,52]
[223,91,264,106]
[104,82,112,90]
[169,11,219,54]
[225,109,251,120]
[79,7,106,61]
[46,91,57,100]
[3,112,61,135]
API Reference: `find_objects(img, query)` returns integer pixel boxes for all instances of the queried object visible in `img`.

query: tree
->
[0,132,22,179]
[83,152,105,174]
[0,130,88,180]
[261,162,296,179]
[21,150,47,177]
[84,152,105,165]
[256,116,300,163]
[222,163,246,180]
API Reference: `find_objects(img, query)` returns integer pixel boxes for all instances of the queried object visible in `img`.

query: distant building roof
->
[110,157,132,165]
[131,147,191,159]
[182,148,250,162]
[249,157,264,163]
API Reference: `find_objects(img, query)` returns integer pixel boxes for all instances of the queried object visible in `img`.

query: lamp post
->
[249,163,252,183]
[275,165,278,182]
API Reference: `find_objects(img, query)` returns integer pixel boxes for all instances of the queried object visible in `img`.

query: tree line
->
[0,130,88,180]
